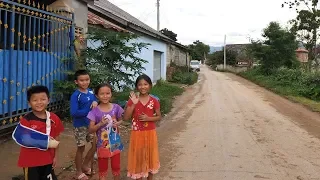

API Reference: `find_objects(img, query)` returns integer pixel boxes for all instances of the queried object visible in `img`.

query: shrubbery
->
[240,67,320,101]
[168,65,198,85]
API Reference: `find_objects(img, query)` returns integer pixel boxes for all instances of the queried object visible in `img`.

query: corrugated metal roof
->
[93,0,171,40]
[87,0,188,50]
[88,11,127,32]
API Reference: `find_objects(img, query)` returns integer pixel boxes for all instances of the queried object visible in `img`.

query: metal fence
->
[0,0,75,130]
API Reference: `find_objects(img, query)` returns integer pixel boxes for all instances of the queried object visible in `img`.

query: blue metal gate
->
[0,0,75,130]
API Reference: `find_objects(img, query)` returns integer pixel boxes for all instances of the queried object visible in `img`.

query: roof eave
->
[88,3,188,51]
[127,23,188,50]
[88,3,128,27]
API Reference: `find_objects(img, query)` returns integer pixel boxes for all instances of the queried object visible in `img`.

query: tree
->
[160,28,177,41]
[248,22,299,74]
[54,27,149,109]
[207,49,237,67]
[282,0,320,69]
[187,40,210,61]
[84,27,149,89]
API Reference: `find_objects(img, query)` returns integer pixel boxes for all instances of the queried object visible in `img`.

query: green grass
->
[239,68,320,113]
[287,96,320,112]
[169,71,199,85]
[113,80,184,114]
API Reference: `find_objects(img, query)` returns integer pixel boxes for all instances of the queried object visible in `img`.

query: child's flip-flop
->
[84,168,95,176]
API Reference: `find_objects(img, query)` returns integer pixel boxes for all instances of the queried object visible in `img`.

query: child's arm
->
[139,109,161,122]
[114,105,124,127]
[139,99,161,122]
[124,92,139,121]
[70,93,90,118]
[52,113,64,168]
[124,100,136,121]
[123,103,134,121]
[113,118,123,127]
[90,92,98,109]
[89,120,103,133]
[52,136,60,168]
[89,118,108,133]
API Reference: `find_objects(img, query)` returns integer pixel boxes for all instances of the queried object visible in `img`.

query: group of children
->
[15,69,161,180]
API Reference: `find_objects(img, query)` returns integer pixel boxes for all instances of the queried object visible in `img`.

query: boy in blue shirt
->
[70,70,98,180]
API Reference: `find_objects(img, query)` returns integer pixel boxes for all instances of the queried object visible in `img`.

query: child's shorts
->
[98,153,121,177]
[73,126,94,147]
[23,164,57,180]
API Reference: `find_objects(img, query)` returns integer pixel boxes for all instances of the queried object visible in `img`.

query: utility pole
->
[224,34,226,69]
[157,0,160,31]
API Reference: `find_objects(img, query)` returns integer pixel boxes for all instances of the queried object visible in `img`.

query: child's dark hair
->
[74,69,89,80]
[94,83,113,95]
[27,85,50,101]
[135,74,153,88]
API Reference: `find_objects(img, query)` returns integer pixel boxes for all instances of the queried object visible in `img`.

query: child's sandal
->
[84,168,95,176]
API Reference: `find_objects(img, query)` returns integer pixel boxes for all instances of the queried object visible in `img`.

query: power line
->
[140,11,156,22]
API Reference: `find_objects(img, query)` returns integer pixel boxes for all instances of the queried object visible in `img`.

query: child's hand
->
[99,116,109,126]
[52,156,57,169]
[48,137,60,148]
[91,101,98,109]
[139,113,149,121]
[129,91,139,105]
[113,120,121,127]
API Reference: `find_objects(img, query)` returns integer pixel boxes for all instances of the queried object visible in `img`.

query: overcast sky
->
[108,0,297,46]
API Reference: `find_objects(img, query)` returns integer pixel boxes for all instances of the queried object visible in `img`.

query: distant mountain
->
[210,46,223,53]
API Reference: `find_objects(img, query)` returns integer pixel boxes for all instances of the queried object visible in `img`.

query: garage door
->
[153,51,162,82]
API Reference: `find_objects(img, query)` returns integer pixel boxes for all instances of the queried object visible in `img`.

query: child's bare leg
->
[99,176,107,180]
[147,173,153,180]
[75,146,85,176]
[82,135,97,174]
[91,158,94,173]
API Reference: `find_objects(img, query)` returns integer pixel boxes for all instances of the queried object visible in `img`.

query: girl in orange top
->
[124,74,161,180]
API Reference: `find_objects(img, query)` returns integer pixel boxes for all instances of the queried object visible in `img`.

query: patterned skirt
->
[127,129,160,179]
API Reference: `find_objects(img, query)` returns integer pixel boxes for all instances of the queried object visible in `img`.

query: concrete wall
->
[71,0,89,35]
[87,33,167,84]
[167,44,189,67]
[132,35,167,82]
[51,0,88,35]
[216,64,248,73]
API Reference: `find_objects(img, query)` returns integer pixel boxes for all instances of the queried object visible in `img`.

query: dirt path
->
[3,66,320,180]
[157,66,320,180]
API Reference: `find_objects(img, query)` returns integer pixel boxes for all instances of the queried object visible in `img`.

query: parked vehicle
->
[190,60,201,72]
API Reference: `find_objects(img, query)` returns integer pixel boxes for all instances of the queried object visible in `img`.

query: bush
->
[240,67,320,101]
[171,71,198,85]
[168,65,198,85]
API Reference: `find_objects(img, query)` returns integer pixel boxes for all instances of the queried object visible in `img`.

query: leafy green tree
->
[248,22,299,74]
[188,40,210,61]
[207,49,237,67]
[160,28,177,41]
[84,27,149,89]
[53,27,149,116]
[282,0,320,69]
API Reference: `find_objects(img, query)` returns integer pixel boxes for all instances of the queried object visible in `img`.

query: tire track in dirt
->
[158,67,320,180]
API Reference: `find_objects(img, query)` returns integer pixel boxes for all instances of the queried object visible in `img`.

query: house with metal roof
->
[84,0,189,83]
[41,0,190,82]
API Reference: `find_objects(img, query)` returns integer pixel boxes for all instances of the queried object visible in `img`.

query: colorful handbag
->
[97,115,124,158]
